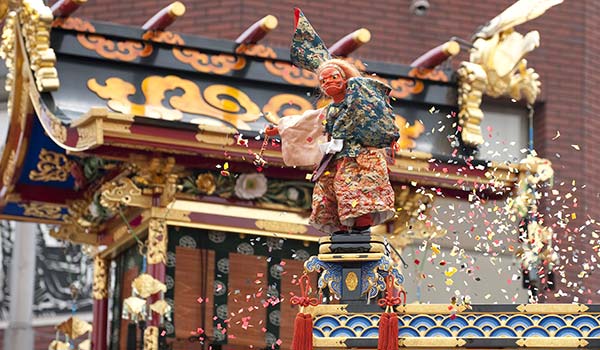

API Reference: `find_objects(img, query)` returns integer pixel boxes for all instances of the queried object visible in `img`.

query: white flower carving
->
[234,173,268,199]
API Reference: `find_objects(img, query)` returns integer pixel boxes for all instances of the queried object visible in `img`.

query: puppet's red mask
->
[319,66,347,102]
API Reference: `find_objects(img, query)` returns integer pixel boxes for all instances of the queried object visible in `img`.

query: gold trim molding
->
[255,219,308,234]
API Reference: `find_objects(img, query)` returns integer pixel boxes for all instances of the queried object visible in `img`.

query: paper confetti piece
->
[444,267,458,277]
[552,130,560,140]
[572,144,580,150]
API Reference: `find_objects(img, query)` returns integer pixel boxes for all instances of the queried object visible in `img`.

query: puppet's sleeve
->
[343,77,399,148]
[277,108,327,167]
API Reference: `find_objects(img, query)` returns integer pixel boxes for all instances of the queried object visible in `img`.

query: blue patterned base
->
[304,255,404,300]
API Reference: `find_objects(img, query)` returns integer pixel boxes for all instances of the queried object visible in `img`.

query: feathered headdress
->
[290,8,332,73]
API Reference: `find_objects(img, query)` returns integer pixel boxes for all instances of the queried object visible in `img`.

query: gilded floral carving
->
[92,256,108,300]
[195,173,216,195]
[147,219,167,265]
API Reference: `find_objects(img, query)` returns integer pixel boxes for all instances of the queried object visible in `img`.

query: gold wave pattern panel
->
[312,312,600,338]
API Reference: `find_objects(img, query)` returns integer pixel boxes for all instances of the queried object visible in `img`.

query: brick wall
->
[47,0,600,301]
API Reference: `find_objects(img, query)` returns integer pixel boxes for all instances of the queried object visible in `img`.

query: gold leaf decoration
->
[255,220,307,234]
[345,271,358,291]
[92,256,108,300]
[88,75,262,129]
[78,33,153,62]
[395,115,425,150]
[2,150,17,187]
[131,273,167,298]
[147,219,167,265]
[28,148,71,182]
[173,47,245,74]
[19,0,60,91]
[19,202,63,219]
[262,93,314,124]
[55,316,92,339]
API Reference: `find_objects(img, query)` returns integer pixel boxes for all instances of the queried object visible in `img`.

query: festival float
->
[0,1,593,350]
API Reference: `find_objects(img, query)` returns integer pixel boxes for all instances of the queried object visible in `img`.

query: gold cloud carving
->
[173,47,246,74]
[262,94,314,124]
[88,75,263,129]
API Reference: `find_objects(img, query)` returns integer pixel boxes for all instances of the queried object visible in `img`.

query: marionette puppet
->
[266,9,399,247]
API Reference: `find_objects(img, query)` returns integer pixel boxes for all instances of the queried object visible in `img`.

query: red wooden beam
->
[51,0,87,18]
[235,15,278,45]
[410,40,460,69]
[329,28,371,57]
[142,1,186,32]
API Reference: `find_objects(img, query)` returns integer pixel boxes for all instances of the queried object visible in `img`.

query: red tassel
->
[292,312,314,350]
[377,275,403,350]
[388,312,398,350]
[378,312,398,350]
[377,313,389,350]
[291,275,319,350]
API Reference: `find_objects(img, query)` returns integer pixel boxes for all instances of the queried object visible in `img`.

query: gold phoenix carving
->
[147,219,168,265]
[457,0,561,146]
[28,148,71,182]
[92,256,108,300]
